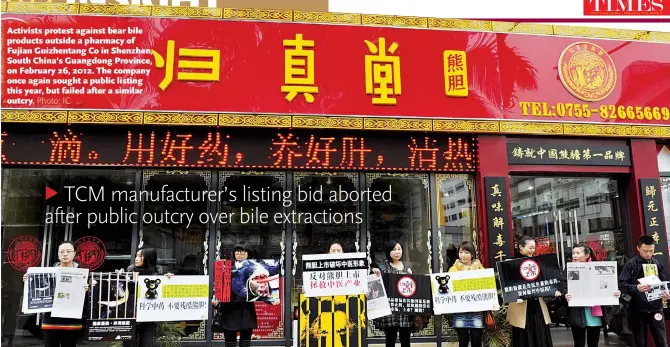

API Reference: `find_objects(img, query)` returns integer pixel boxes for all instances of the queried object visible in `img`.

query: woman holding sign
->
[507,235,558,347]
[562,244,620,347]
[371,240,414,347]
[22,241,89,347]
[448,241,485,347]
[119,246,173,347]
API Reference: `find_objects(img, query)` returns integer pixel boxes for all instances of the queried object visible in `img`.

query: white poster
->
[52,267,89,318]
[136,275,209,322]
[22,267,58,313]
[567,261,619,307]
[430,268,499,315]
[366,274,392,320]
[302,253,368,297]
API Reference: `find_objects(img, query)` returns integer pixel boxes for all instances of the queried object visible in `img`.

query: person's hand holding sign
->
[638,284,653,293]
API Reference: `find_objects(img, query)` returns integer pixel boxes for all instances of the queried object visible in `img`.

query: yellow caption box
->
[161,284,209,298]
[451,277,496,292]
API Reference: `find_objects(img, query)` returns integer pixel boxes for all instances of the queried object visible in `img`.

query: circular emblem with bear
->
[74,236,106,270]
[558,41,616,102]
[7,235,42,271]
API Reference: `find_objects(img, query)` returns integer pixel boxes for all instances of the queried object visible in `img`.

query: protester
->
[371,240,414,347]
[506,235,558,347]
[23,241,89,347]
[448,241,485,347]
[120,246,172,347]
[618,235,670,347]
[212,244,259,347]
[563,244,621,347]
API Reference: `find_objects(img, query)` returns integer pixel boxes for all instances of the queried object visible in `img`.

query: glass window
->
[510,176,624,267]
[435,175,476,272]
[292,172,360,297]
[366,173,433,337]
[140,170,210,340]
[214,171,286,340]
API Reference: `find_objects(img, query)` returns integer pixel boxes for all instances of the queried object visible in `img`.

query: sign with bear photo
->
[136,275,209,322]
[383,274,432,316]
[214,259,281,304]
[430,269,499,315]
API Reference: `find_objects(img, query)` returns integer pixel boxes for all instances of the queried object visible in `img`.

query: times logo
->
[584,0,668,15]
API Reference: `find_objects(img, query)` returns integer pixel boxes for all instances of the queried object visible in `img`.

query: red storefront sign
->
[2,14,669,125]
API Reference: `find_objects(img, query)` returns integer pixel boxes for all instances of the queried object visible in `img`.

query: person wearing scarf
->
[563,243,621,347]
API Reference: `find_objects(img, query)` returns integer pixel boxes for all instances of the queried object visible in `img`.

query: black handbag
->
[211,304,225,332]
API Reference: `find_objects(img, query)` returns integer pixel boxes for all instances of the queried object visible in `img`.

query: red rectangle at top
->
[584,0,670,15]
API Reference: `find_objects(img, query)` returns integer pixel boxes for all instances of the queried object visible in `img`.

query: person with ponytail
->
[23,241,89,347]
[562,243,620,347]
[506,235,558,347]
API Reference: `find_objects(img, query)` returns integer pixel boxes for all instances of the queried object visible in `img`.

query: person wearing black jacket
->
[120,246,172,347]
[23,241,89,347]
[212,245,258,347]
[618,235,670,347]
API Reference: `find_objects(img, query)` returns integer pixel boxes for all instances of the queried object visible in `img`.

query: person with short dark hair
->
[22,241,89,347]
[448,241,485,347]
[371,240,414,347]
[618,235,670,347]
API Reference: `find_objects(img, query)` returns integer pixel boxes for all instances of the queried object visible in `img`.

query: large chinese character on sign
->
[364,37,401,105]
[443,50,468,97]
[281,33,318,103]
[152,40,221,91]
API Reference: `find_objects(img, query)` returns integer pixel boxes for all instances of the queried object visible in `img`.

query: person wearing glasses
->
[23,241,89,347]
[212,245,259,347]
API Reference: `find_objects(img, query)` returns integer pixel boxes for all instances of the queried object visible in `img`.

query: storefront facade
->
[1,3,669,347]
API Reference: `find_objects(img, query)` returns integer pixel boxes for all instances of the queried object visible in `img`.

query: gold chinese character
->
[494,233,505,247]
[559,149,569,159]
[650,217,659,227]
[646,185,657,199]
[648,201,659,212]
[604,150,614,160]
[493,217,505,229]
[492,201,503,212]
[570,149,581,160]
[443,50,468,97]
[524,148,536,158]
[615,150,625,161]
[583,148,592,160]
[281,34,318,103]
[548,149,558,160]
[152,40,221,91]
[652,231,660,244]
[364,37,401,105]
[537,148,547,159]
[495,250,506,262]
[491,184,502,197]
[512,147,523,158]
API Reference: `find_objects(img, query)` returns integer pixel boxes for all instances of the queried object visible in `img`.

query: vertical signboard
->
[484,177,512,267]
[639,179,669,274]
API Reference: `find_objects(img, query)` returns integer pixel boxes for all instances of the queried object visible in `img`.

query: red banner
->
[2,14,669,125]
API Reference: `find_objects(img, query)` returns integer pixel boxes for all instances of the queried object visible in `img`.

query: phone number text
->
[519,102,670,123]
